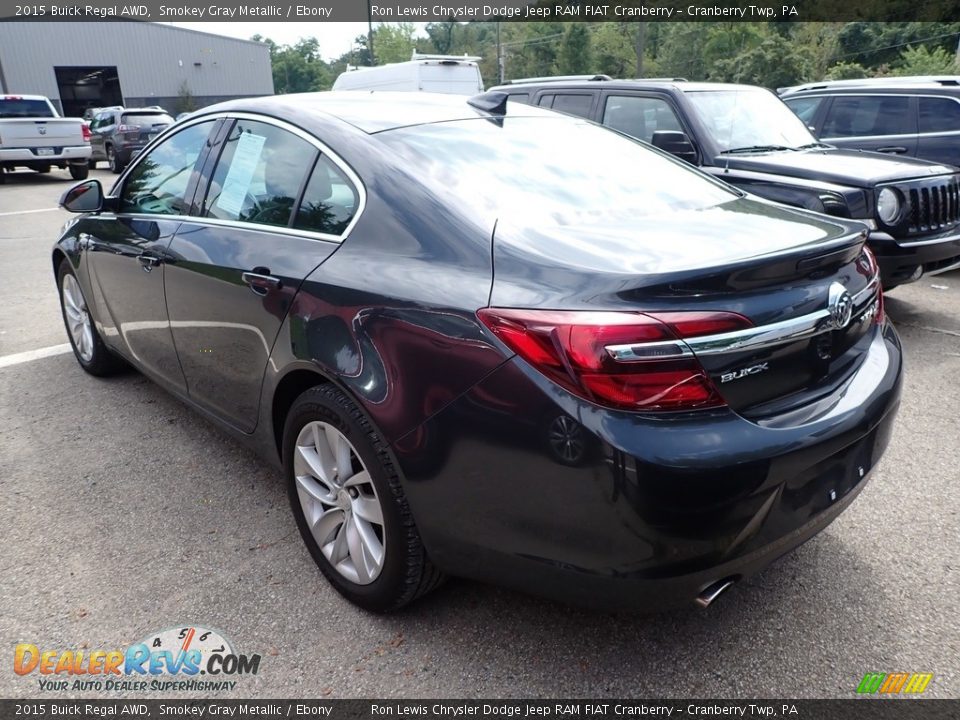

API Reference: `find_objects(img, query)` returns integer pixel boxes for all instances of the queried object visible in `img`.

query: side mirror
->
[59,180,103,213]
[650,130,698,164]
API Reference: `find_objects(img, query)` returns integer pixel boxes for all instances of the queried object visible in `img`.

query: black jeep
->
[491,77,960,288]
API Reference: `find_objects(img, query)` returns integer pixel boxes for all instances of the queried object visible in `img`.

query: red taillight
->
[477,308,753,412]
[81,123,91,142]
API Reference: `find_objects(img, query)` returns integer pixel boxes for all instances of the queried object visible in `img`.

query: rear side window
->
[551,94,593,119]
[293,156,360,236]
[784,96,824,126]
[919,97,960,133]
[602,95,682,143]
[821,95,913,137]
[507,93,530,105]
[204,119,318,228]
[119,120,215,215]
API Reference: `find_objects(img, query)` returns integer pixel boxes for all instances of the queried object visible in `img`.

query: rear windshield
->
[0,98,55,118]
[121,112,174,126]
[379,116,737,226]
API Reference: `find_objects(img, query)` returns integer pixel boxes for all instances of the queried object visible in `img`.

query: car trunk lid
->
[489,197,880,417]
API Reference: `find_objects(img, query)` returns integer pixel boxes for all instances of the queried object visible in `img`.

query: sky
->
[171,22,427,61]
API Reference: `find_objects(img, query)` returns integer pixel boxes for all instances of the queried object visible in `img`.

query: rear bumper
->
[393,321,903,610]
[0,146,91,164]
[869,229,960,286]
[113,143,148,165]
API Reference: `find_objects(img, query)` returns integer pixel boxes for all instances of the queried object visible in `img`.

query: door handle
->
[242,270,282,296]
[877,146,908,154]
[137,254,161,272]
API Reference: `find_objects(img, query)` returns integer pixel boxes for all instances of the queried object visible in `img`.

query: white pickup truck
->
[0,94,91,183]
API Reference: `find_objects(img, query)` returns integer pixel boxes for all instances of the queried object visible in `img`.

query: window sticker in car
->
[216,131,266,217]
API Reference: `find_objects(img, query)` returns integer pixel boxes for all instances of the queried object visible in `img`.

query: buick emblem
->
[828,282,853,330]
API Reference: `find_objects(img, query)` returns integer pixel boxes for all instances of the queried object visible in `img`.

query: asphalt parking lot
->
[1,167,958,699]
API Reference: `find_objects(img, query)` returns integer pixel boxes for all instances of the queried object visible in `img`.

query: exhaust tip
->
[694,577,737,609]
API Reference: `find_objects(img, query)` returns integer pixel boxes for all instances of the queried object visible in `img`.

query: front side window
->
[784,96,824,127]
[603,95,683,143]
[294,156,359,236]
[919,97,960,133]
[203,119,318,228]
[821,95,913,138]
[119,120,215,215]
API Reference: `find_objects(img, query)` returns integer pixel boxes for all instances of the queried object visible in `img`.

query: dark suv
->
[779,77,960,168]
[88,107,174,173]
[490,77,960,288]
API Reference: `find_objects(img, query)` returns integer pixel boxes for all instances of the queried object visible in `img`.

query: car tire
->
[107,146,122,174]
[36,165,51,174]
[283,384,444,612]
[87,159,98,170]
[57,260,126,377]
[69,164,89,180]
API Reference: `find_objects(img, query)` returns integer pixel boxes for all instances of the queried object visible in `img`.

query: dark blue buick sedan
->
[53,92,902,611]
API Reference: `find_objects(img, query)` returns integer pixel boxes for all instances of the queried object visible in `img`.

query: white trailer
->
[332,53,484,96]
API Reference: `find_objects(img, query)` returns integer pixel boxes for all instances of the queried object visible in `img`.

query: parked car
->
[82,105,123,122]
[491,78,960,288]
[780,77,960,168]
[333,52,484,95]
[88,107,174,173]
[54,92,901,612]
[0,94,91,181]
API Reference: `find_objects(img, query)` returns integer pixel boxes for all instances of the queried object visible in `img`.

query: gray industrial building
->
[0,22,273,116]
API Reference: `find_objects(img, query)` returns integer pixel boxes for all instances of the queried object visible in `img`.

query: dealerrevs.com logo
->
[856,672,934,695]
[14,625,261,692]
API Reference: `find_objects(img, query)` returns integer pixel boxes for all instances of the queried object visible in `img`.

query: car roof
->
[778,75,960,95]
[492,79,770,94]
[783,83,960,95]
[200,91,559,133]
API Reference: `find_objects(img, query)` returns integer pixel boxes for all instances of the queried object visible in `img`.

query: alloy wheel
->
[293,421,386,584]
[548,415,586,464]
[62,273,94,362]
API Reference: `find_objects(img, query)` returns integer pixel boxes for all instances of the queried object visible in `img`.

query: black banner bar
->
[2,699,960,720]
[0,1,958,23]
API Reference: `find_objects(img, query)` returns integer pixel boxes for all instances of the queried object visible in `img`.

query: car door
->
[83,118,219,393]
[89,113,107,160]
[820,94,918,157]
[163,115,360,432]
[917,95,960,167]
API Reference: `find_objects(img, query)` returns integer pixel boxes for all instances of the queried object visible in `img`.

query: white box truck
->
[332,53,484,95]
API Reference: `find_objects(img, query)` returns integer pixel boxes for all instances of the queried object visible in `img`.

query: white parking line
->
[0,343,72,369]
[0,207,61,217]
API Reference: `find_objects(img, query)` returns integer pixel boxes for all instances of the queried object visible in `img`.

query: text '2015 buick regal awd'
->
[53,92,902,612]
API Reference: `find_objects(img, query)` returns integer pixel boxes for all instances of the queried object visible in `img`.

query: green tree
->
[894,44,957,75]
[712,35,811,88]
[558,24,592,75]
[174,80,195,114]
[373,23,417,64]
[593,23,638,78]
[824,61,871,80]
